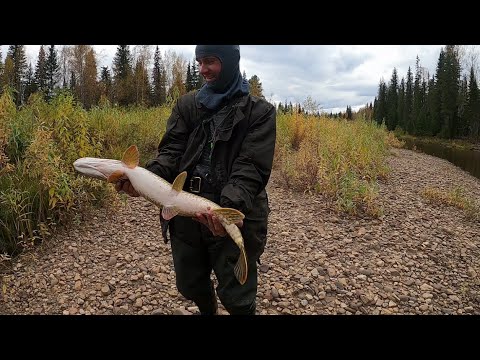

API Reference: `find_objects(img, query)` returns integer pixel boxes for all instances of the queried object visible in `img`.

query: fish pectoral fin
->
[107,170,125,183]
[122,145,139,169]
[212,208,245,225]
[172,171,187,192]
[161,206,180,221]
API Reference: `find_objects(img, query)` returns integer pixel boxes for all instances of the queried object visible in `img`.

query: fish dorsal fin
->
[122,145,139,169]
[107,170,125,183]
[161,206,180,221]
[172,171,187,192]
[211,208,245,225]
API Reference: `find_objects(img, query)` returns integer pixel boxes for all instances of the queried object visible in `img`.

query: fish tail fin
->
[122,145,139,169]
[215,211,248,285]
[234,244,248,285]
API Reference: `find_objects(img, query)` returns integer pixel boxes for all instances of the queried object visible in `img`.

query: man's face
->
[197,56,222,83]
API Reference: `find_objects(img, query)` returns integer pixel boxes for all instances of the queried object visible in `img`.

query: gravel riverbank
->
[1,148,479,315]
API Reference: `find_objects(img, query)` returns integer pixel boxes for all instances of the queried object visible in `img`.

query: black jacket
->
[145,91,276,258]
[145,91,276,215]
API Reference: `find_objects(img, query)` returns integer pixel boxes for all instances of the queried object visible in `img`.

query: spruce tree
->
[466,65,480,139]
[185,62,193,92]
[151,46,162,106]
[113,45,132,79]
[457,74,469,137]
[113,45,133,106]
[374,79,387,125]
[34,45,48,95]
[397,78,405,130]
[417,77,428,135]
[278,102,284,113]
[386,68,398,130]
[45,45,60,100]
[7,45,28,106]
[190,59,200,90]
[439,45,461,138]
[23,63,37,102]
[412,56,422,135]
[196,63,204,90]
[346,105,353,120]
[404,67,414,133]
[431,50,445,136]
[426,75,437,136]
[100,66,112,103]
[159,61,167,105]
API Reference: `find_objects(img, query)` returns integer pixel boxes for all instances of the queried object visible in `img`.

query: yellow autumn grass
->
[1,89,398,257]
[0,90,170,256]
[422,186,479,221]
[275,111,395,216]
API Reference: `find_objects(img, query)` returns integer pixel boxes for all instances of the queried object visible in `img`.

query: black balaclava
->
[195,45,249,110]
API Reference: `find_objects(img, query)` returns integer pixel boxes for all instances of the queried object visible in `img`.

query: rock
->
[108,256,117,266]
[327,267,336,277]
[271,287,279,299]
[259,264,270,273]
[357,227,367,236]
[173,307,193,315]
[420,283,433,291]
[101,285,111,296]
[114,305,129,314]
[74,281,82,291]
[449,295,461,303]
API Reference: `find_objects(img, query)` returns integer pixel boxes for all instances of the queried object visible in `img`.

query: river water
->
[402,137,480,180]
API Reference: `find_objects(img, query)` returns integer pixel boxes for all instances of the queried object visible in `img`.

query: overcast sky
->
[2,45,445,113]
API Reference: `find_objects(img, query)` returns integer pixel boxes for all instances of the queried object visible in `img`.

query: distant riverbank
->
[398,135,480,180]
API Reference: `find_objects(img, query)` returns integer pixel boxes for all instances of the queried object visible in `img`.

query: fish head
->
[73,158,124,180]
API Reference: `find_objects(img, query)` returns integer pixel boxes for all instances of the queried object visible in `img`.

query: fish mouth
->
[73,160,107,180]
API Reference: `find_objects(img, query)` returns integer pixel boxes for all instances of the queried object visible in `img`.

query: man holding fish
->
[116,45,276,315]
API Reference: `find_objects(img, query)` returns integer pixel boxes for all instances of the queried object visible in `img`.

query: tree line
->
[372,45,480,140]
[0,45,266,109]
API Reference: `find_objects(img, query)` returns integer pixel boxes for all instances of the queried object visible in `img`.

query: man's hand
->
[115,179,140,197]
[194,207,243,237]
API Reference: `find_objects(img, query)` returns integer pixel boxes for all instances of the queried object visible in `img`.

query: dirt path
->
[1,148,479,315]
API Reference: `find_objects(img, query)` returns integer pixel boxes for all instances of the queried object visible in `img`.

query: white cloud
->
[1,44,449,113]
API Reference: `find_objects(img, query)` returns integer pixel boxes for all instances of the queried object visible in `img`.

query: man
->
[116,45,276,315]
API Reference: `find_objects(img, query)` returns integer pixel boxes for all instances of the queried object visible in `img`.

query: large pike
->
[73,145,248,285]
